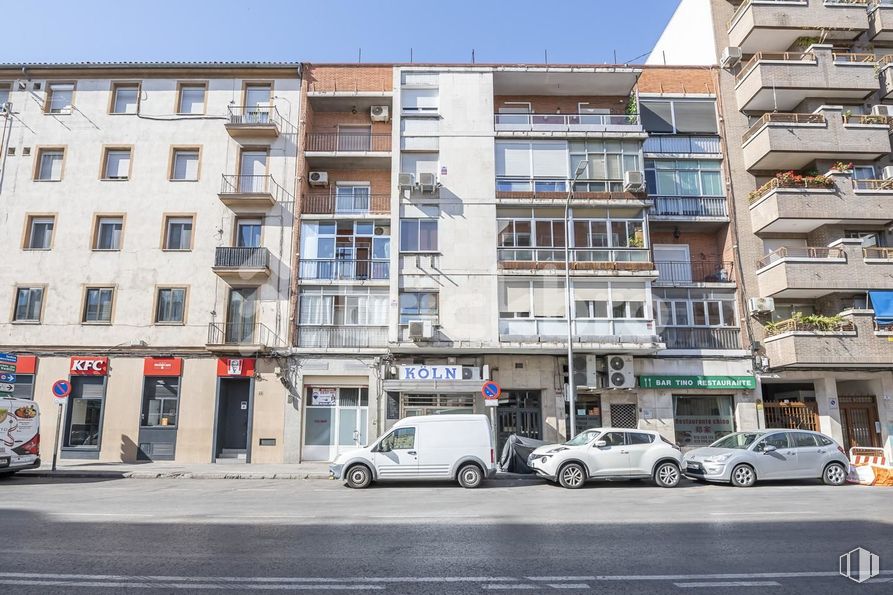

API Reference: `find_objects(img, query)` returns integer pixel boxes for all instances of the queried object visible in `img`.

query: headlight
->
[703,454,732,464]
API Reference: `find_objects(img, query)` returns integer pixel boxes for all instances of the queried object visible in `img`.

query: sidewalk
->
[19,461,537,481]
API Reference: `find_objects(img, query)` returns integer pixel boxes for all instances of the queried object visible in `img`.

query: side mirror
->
[762,444,777,453]
[594,440,607,447]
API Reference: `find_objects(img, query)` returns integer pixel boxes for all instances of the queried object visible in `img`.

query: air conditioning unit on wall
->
[605,355,634,389]
[370,105,390,122]
[721,46,742,68]
[417,172,437,193]
[408,320,434,340]
[572,355,601,388]
[748,297,775,314]
[308,171,328,186]
[623,171,645,192]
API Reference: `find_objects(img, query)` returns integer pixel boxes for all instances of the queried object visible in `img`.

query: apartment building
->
[650,0,893,452]
[0,62,300,463]
[291,63,757,461]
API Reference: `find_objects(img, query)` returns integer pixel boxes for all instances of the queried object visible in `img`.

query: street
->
[0,476,891,593]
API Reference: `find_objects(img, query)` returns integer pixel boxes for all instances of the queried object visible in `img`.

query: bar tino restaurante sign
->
[638,376,757,390]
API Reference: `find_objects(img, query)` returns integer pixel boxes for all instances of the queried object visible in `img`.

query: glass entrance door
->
[303,386,370,461]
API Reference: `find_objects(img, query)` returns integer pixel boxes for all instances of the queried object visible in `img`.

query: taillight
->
[490,448,495,464]
[15,433,40,456]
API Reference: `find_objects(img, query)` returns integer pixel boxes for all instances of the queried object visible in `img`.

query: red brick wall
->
[311,111,391,134]
[637,67,716,95]
[305,65,393,92]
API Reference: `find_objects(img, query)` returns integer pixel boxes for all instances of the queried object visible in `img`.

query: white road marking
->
[547,584,590,589]
[708,511,817,516]
[0,573,515,584]
[531,570,893,581]
[0,580,382,590]
[674,581,781,588]
[482,585,536,590]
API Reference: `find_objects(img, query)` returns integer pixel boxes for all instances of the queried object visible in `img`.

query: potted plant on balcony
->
[625,94,638,125]
[829,161,854,175]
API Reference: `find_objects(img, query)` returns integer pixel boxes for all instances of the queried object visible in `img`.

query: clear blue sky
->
[2,0,680,65]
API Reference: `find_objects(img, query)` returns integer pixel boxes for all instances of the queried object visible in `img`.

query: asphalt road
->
[0,475,891,594]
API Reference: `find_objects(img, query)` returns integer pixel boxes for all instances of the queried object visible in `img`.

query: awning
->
[869,291,893,324]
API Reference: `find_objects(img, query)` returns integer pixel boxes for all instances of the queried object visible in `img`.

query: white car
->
[329,414,496,489]
[528,427,683,489]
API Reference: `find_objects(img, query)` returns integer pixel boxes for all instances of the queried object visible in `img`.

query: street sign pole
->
[52,402,63,472]
[481,382,502,457]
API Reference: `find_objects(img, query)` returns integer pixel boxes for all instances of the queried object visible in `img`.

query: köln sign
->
[398,365,463,381]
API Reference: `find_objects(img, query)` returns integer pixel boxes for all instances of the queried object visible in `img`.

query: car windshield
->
[564,429,600,446]
[710,432,764,449]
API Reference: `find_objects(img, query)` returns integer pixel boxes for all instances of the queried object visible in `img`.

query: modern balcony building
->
[651,0,893,452]
[0,62,300,464]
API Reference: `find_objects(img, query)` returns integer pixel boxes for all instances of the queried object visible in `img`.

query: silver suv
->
[682,430,849,487]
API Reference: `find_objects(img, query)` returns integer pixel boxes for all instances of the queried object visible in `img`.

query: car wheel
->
[654,462,681,488]
[730,464,756,487]
[345,464,372,489]
[822,462,847,486]
[457,464,483,489]
[558,463,586,489]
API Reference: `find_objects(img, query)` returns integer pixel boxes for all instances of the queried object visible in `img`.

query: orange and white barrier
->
[847,447,892,486]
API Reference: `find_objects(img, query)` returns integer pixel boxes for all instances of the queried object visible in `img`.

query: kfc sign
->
[70,357,109,376]
[216,358,255,377]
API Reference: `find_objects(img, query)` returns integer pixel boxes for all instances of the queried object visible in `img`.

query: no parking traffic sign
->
[52,379,72,401]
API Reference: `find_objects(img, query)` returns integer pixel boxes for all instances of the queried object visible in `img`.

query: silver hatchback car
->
[682,429,849,487]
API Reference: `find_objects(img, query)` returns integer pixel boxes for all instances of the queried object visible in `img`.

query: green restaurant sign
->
[638,375,757,390]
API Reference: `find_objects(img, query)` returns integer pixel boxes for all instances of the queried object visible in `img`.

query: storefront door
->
[839,396,881,450]
[63,376,105,457]
[138,376,180,461]
[216,378,251,460]
[303,387,369,461]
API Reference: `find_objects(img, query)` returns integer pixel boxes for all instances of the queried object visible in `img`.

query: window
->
[599,431,625,446]
[640,99,717,134]
[754,432,791,451]
[402,88,439,113]
[674,395,734,447]
[141,377,179,427]
[0,82,10,106]
[793,432,819,448]
[299,288,388,326]
[13,287,44,322]
[35,148,64,181]
[653,288,737,328]
[24,215,55,250]
[83,287,114,323]
[627,432,655,445]
[93,216,123,250]
[155,287,186,324]
[177,83,206,114]
[501,279,649,321]
[102,147,132,180]
[163,216,193,250]
[64,376,105,448]
[45,82,74,113]
[110,83,139,114]
[645,159,723,197]
[569,140,642,192]
[13,374,34,399]
[170,148,200,181]
[244,83,272,107]
[380,427,415,450]
[400,219,438,252]
[399,292,438,324]
[236,218,262,248]
[495,140,569,190]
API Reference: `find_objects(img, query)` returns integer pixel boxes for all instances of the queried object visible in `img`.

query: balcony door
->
[243,83,272,123]
[236,218,262,248]
[335,183,371,214]
[239,150,268,193]
[654,245,691,284]
[337,125,371,151]
[226,288,256,343]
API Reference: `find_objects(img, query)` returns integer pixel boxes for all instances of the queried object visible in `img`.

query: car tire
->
[730,464,756,487]
[558,463,586,489]
[345,464,372,489]
[822,462,847,486]
[653,462,681,488]
[457,464,483,489]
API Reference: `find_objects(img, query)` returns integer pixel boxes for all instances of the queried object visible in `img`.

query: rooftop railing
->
[757,246,846,269]
[494,112,641,130]
[303,193,391,215]
[306,133,391,152]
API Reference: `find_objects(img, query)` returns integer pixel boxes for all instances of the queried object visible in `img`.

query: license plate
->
[11,455,35,465]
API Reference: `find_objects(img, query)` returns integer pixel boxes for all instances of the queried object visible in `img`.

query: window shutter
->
[495,142,532,177]
[531,142,568,178]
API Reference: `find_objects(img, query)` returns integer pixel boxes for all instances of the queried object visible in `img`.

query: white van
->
[329,414,496,488]
[0,397,41,476]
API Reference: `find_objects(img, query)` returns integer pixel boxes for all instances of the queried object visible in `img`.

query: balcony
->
[654,261,735,286]
[497,247,654,275]
[755,243,893,297]
[494,112,644,136]
[218,175,284,210]
[206,322,281,353]
[741,109,892,171]
[498,318,663,351]
[728,0,869,53]
[225,105,283,139]
[734,48,877,113]
[298,259,389,282]
[302,193,390,216]
[304,133,391,169]
[762,311,893,368]
[495,178,649,206]
[642,135,722,155]
[869,1,893,41]
[661,327,742,350]
[212,247,271,283]
[649,196,728,221]
[749,175,893,233]
[298,326,388,349]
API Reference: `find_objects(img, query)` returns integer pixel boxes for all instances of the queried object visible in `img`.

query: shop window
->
[13,374,34,399]
[673,395,734,447]
[64,377,104,448]
[141,377,179,427]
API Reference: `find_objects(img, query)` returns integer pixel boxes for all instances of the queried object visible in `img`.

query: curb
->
[18,470,541,481]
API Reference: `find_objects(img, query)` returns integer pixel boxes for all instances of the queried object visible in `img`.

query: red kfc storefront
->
[137,357,183,461]
[214,358,255,463]
[62,356,109,459]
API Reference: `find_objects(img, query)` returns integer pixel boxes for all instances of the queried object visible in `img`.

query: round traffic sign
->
[481,381,502,400]
[52,379,71,400]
